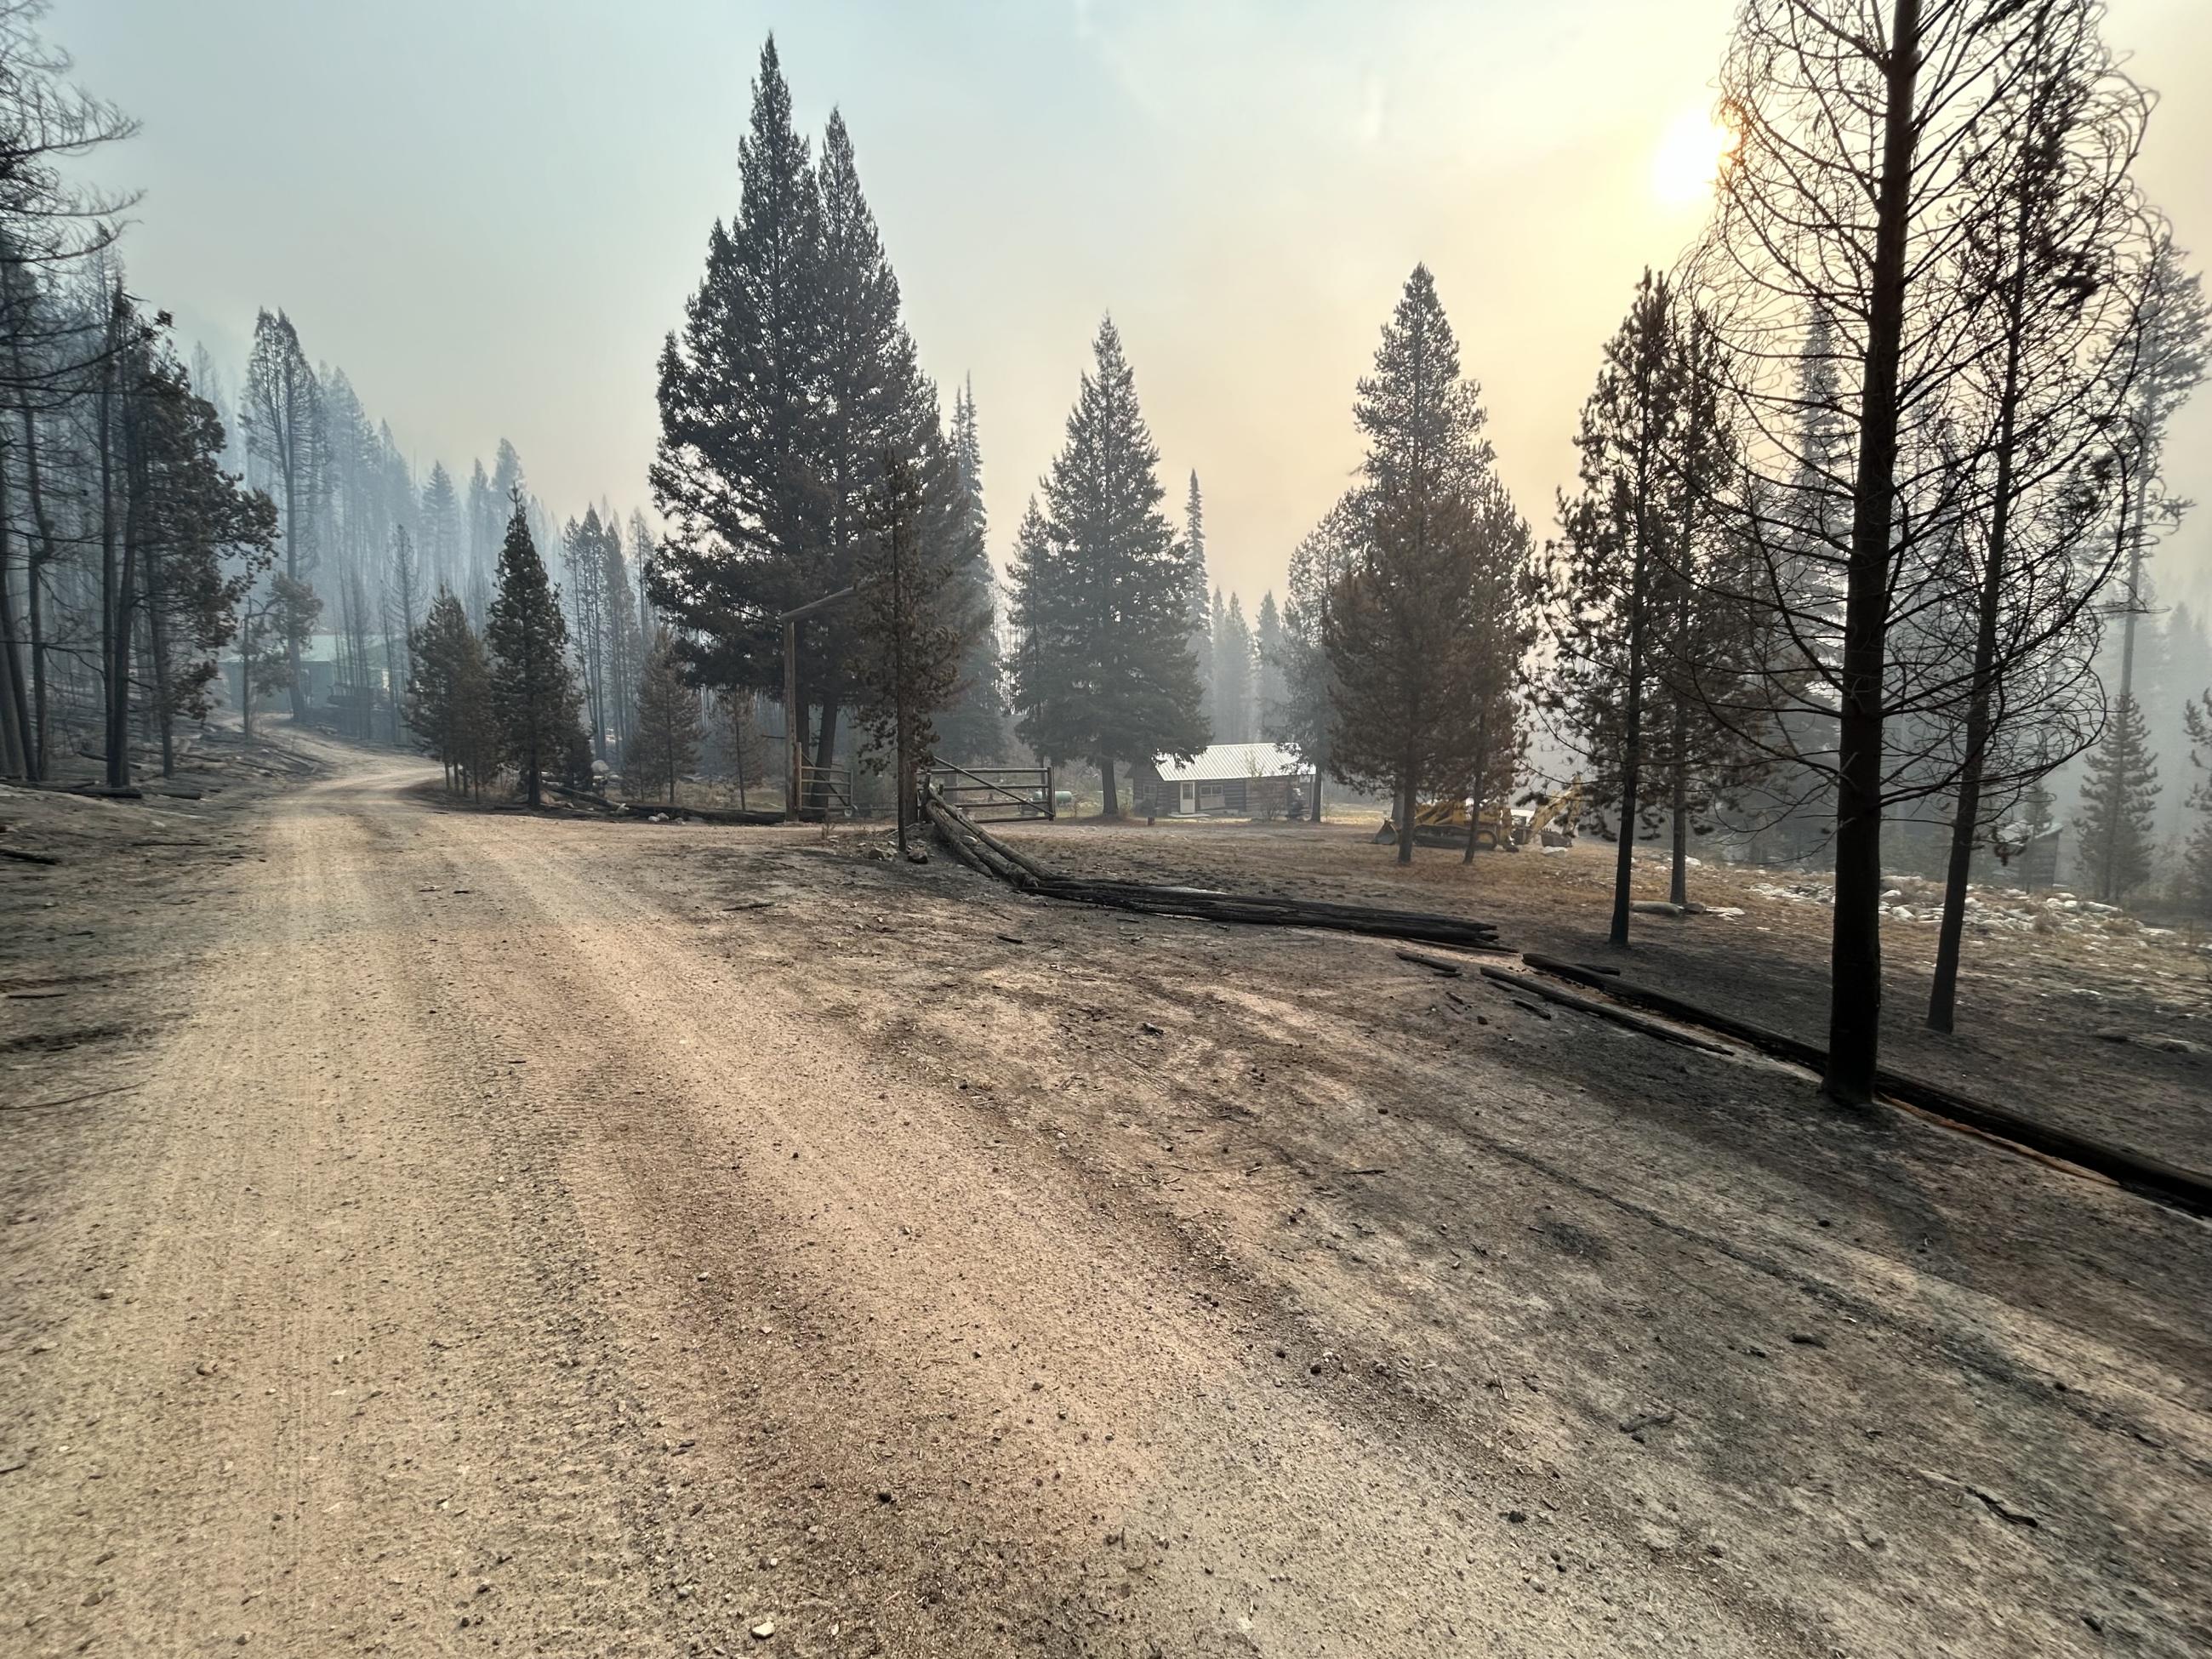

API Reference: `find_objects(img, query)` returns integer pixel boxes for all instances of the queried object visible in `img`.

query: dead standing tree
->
[0,1,137,779]
[1918,7,2161,1030]
[1684,0,2118,1103]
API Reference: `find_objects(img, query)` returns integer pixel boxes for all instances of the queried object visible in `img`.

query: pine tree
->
[563,508,613,760]
[1454,476,1534,864]
[129,348,278,767]
[1274,498,1360,820]
[1184,471,1212,727]
[1325,265,1497,865]
[601,520,644,755]
[2182,690,2212,919]
[419,461,462,594]
[1544,272,1754,929]
[385,525,422,745]
[464,459,496,623]
[1216,593,1254,742]
[1010,317,1205,814]
[1008,495,1051,738]
[242,574,321,741]
[806,107,933,785]
[486,494,582,808]
[1208,588,1231,737]
[651,34,827,708]
[408,589,495,797]
[2075,693,2160,903]
[627,627,702,805]
[240,309,325,720]
[1254,591,1288,733]
[933,376,1004,761]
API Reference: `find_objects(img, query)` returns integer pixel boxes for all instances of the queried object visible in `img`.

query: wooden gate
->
[923,761,1055,823]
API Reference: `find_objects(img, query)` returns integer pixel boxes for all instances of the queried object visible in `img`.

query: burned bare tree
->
[0,1,135,778]
[1683,0,2164,1101]
[1918,9,2158,1029]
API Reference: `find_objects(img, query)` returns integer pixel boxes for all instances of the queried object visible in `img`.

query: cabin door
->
[1179,782,1196,815]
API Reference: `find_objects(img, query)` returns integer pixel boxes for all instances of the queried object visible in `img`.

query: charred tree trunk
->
[282,444,306,723]
[1823,0,1923,1105]
[109,416,144,788]
[1392,762,1416,865]
[810,700,839,813]
[1929,166,2035,1034]
[1668,700,1690,909]
[141,517,176,778]
[1610,565,1649,947]
[0,448,31,778]
[98,309,132,791]
[1462,717,1493,866]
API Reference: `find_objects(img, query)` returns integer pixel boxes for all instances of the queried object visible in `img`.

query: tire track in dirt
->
[422,790,1798,1657]
[4,766,684,1656]
[16,753,2204,1656]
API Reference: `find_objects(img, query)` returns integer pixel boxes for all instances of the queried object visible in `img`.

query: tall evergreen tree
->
[2074,693,2159,903]
[1008,494,1050,738]
[408,588,495,797]
[419,462,461,595]
[563,507,613,760]
[131,342,279,771]
[1542,271,1749,934]
[1274,498,1360,820]
[1325,265,1497,865]
[805,108,930,783]
[1452,476,1534,864]
[240,308,325,720]
[1009,317,1205,814]
[1183,471,1212,725]
[1254,591,1288,733]
[931,376,1003,761]
[651,35,828,716]
[2182,690,2212,920]
[601,520,644,755]
[485,494,581,808]
[385,524,423,745]
[1214,592,1254,742]
[464,459,496,621]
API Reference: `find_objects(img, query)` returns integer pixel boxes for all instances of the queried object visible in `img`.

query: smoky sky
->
[50,0,2212,620]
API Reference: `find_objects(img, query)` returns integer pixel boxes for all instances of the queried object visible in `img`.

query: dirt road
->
[5,751,2209,1656]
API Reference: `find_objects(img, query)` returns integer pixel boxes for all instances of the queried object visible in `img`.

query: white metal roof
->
[1152,742,1306,784]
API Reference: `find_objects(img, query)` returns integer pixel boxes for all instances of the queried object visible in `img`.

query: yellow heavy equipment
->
[1374,778,1583,851]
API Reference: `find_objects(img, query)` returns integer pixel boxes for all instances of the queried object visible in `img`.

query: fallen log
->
[1514,953,2212,1218]
[542,779,786,826]
[1396,950,1464,978]
[926,797,1508,953]
[1519,953,1620,978]
[1479,966,1728,1053]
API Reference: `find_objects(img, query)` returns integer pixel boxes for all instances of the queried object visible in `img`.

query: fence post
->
[783,616,800,821]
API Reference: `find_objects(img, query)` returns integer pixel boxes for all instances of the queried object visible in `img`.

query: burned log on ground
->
[925,797,1507,954]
